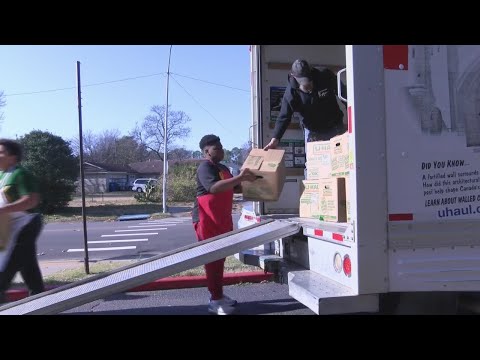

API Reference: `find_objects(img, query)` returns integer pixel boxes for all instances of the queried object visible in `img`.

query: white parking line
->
[67,246,136,252]
[88,239,148,243]
[139,222,179,225]
[128,225,173,228]
[101,233,158,237]
[114,228,166,232]
[148,219,189,222]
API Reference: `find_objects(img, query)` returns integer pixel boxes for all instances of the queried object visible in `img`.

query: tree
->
[115,135,150,165]
[192,150,202,159]
[70,130,149,165]
[240,142,251,164]
[133,105,191,160]
[223,149,232,163]
[230,147,244,165]
[19,130,78,214]
[168,147,192,161]
[228,143,251,166]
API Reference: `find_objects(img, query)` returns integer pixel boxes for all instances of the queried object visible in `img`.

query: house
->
[81,162,138,193]
[79,159,204,194]
[128,160,164,179]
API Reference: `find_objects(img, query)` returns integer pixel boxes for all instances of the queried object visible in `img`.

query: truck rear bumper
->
[288,270,379,314]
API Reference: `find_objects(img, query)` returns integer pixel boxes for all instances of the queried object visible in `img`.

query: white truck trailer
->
[238,45,480,314]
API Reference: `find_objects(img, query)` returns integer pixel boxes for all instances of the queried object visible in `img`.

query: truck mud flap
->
[0,219,300,315]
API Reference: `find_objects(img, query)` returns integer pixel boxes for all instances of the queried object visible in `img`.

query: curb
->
[5,271,274,303]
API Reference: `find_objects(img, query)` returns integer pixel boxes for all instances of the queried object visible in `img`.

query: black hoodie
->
[272,67,347,140]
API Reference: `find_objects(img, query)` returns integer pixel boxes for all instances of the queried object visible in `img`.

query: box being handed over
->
[241,148,286,202]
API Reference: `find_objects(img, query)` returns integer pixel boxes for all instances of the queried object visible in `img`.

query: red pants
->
[193,222,227,300]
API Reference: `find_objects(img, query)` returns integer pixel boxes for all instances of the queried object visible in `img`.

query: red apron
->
[195,167,233,240]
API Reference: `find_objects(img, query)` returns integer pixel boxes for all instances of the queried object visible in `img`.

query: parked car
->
[131,178,157,193]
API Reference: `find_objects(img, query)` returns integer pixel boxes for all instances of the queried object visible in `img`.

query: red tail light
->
[343,255,352,277]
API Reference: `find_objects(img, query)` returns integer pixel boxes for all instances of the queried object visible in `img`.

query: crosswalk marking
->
[101,233,158,237]
[64,217,192,254]
[128,225,174,228]
[114,228,166,232]
[67,246,136,252]
[88,239,148,244]
[139,222,180,225]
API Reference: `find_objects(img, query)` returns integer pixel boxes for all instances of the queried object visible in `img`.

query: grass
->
[43,193,191,223]
[31,256,261,286]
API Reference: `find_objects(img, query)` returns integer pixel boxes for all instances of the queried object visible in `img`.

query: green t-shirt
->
[0,166,39,213]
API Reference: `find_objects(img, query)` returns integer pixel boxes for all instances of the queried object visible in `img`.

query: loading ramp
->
[0,219,300,315]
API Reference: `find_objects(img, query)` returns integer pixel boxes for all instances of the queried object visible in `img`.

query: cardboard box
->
[306,140,331,164]
[318,177,347,222]
[241,149,286,202]
[330,132,349,177]
[299,180,323,219]
[305,160,331,180]
[300,178,347,222]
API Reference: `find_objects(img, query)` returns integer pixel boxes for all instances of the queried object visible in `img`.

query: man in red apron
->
[192,134,257,315]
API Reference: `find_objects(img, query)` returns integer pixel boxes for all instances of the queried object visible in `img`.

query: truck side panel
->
[386,45,480,222]
[385,45,480,291]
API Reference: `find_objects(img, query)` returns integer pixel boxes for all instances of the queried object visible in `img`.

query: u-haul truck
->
[238,45,480,314]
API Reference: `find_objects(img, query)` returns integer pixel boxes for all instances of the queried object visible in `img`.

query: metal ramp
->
[0,219,300,315]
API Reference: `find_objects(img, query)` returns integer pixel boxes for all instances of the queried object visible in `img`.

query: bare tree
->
[169,146,193,161]
[133,105,191,160]
[70,130,149,165]
[115,135,150,165]
[240,142,251,164]
[69,130,98,158]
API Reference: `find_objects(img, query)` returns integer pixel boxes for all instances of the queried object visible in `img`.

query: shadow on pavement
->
[65,297,308,315]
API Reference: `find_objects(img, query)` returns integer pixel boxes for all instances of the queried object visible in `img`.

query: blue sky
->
[0,45,252,152]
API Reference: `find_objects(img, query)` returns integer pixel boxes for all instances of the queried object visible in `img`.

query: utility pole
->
[162,45,172,213]
[76,61,89,274]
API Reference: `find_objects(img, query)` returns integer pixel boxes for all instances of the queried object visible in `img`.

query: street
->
[37,214,241,262]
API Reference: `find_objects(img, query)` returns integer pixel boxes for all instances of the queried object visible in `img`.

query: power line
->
[83,72,165,88]
[170,74,231,133]
[5,86,77,96]
[4,71,249,98]
[170,72,249,93]
[169,77,251,147]
[4,72,166,97]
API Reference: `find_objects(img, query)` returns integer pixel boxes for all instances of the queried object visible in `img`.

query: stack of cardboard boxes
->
[300,132,350,223]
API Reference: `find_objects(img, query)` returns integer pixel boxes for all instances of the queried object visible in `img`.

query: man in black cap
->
[263,59,347,150]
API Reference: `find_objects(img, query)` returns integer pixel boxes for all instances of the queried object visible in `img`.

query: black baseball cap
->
[291,59,313,85]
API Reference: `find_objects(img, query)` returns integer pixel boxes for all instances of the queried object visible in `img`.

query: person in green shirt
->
[0,139,45,302]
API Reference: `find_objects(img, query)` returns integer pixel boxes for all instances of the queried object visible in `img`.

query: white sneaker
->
[208,299,235,315]
[220,295,237,307]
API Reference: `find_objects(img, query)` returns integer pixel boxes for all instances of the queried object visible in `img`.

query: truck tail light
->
[343,255,352,277]
[333,253,343,273]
